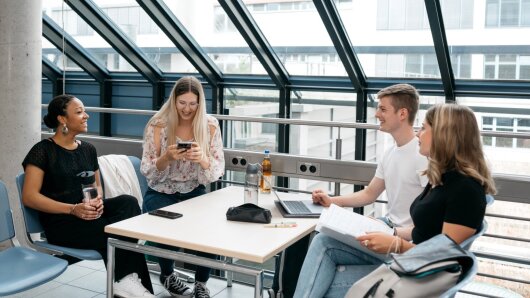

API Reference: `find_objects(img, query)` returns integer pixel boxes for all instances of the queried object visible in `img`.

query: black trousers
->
[44,195,153,293]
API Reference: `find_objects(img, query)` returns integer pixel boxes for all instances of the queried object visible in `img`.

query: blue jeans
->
[142,185,215,283]
[293,234,382,298]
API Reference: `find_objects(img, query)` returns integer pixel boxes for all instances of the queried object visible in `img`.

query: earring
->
[61,123,69,135]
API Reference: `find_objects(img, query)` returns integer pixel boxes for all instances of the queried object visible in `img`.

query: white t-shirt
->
[375,138,428,227]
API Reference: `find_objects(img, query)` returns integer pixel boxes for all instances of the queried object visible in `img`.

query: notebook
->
[272,188,325,218]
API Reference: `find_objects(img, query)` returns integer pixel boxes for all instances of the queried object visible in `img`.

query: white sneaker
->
[114,272,155,298]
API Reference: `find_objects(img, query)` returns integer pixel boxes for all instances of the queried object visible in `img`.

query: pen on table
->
[264,222,297,228]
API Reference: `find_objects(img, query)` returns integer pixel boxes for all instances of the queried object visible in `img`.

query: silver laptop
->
[272,189,324,217]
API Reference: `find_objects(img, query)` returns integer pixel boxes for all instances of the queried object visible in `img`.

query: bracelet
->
[394,236,400,254]
[70,203,77,215]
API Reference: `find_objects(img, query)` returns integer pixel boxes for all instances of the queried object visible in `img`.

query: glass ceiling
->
[244,0,347,76]
[43,0,135,72]
[337,0,439,78]
[40,0,530,91]
[93,0,198,73]
[162,0,266,75]
[42,37,83,71]
[441,0,530,80]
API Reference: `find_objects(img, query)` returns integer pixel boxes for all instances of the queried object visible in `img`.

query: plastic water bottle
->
[244,163,260,205]
[260,149,271,194]
[78,171,97,203]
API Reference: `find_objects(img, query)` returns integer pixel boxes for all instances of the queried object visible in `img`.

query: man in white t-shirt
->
[313,83,428,227]
[269,84,427,298]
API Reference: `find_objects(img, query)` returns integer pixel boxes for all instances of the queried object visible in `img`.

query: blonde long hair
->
[424,104,496,194]
[144,76,210,158]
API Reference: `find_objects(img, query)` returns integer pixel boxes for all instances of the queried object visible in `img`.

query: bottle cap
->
[246,163,260,174]
[264,149,270,154]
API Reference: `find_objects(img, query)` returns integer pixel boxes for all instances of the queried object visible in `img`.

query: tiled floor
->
[1,259,264,298]
[2,259,522,298]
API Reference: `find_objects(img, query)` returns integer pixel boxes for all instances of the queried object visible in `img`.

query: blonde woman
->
[141,76,224,298]
[293,104,496,298]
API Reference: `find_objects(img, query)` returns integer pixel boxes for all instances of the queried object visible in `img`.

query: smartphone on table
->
[148,209,183,219]
[177,141,193,150]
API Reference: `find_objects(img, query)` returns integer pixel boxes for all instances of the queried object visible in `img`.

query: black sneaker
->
[162,272,193,298]
[194,281,210,298]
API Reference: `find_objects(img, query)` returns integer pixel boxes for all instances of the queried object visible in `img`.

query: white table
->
[105,186,319,297]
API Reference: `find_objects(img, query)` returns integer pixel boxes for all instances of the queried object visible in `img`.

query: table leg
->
[226,257,233,287]
[255,270,264,298]
[106,239,116,298]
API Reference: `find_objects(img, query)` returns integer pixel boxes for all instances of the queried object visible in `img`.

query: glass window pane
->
[483,116,494,125]
[289,91,357,159]
[444,0,530,81]
[497,117,514,126]
[486,0,500,27]
[162,1,266,75]
[523,0,530,25]
[243,0,347,76]
[42,37,83,71]
[337,0,439,78]
[500,0,519,26]
[93,0,198,73]
[43,0,135,72]
[224,88,279,152]
[518,118,530,127]
[457,96,530,175]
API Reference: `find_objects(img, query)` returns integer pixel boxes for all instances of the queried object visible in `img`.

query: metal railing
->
[41,105,530,296]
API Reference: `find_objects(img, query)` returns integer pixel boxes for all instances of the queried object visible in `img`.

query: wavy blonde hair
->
[424,104,496,194]
[144,76,210,158]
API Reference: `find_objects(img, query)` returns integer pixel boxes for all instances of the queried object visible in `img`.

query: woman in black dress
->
[21,94,154,298]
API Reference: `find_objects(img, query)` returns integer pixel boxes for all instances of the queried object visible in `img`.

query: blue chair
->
[0,180,68,296]
[15,173,102,260]
[128,155,148,198]
[440,252,479,298]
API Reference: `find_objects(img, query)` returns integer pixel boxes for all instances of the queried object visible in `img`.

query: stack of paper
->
[316,204,393,260]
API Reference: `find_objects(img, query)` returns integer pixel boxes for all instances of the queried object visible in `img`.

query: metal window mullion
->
[424,0,455,102]
[43,14,110,83]
[313,0,366,91]
[218,0,289,88]
[66,0,162,84]
[136,0,223,87]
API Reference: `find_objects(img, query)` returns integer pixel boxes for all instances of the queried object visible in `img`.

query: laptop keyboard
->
[283,200,312,214]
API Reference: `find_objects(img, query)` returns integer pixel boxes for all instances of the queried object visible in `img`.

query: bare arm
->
[23,164,100,219]
[22,165,73,214]
[312,176,385,207]
[358,223,477,254]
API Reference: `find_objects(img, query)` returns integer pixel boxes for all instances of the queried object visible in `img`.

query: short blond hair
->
[377,84,420,125]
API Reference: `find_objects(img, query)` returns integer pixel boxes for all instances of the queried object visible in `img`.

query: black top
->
[22,139,99,227]
[410,170,486,244]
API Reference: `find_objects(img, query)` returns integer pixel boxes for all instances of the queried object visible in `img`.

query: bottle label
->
[261,175,272,193]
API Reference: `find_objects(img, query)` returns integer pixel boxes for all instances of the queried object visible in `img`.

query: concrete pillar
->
[0,0,42,246]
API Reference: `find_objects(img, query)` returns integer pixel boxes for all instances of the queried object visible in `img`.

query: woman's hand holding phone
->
[165,143,188,161]
[184,142,204,163]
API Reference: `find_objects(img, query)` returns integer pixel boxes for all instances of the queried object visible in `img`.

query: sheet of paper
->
[317,204,393,236]
[316,204,393,261]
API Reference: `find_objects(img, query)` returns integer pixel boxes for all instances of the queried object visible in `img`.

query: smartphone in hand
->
[148,209,183,219]
[177,141,193,150]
